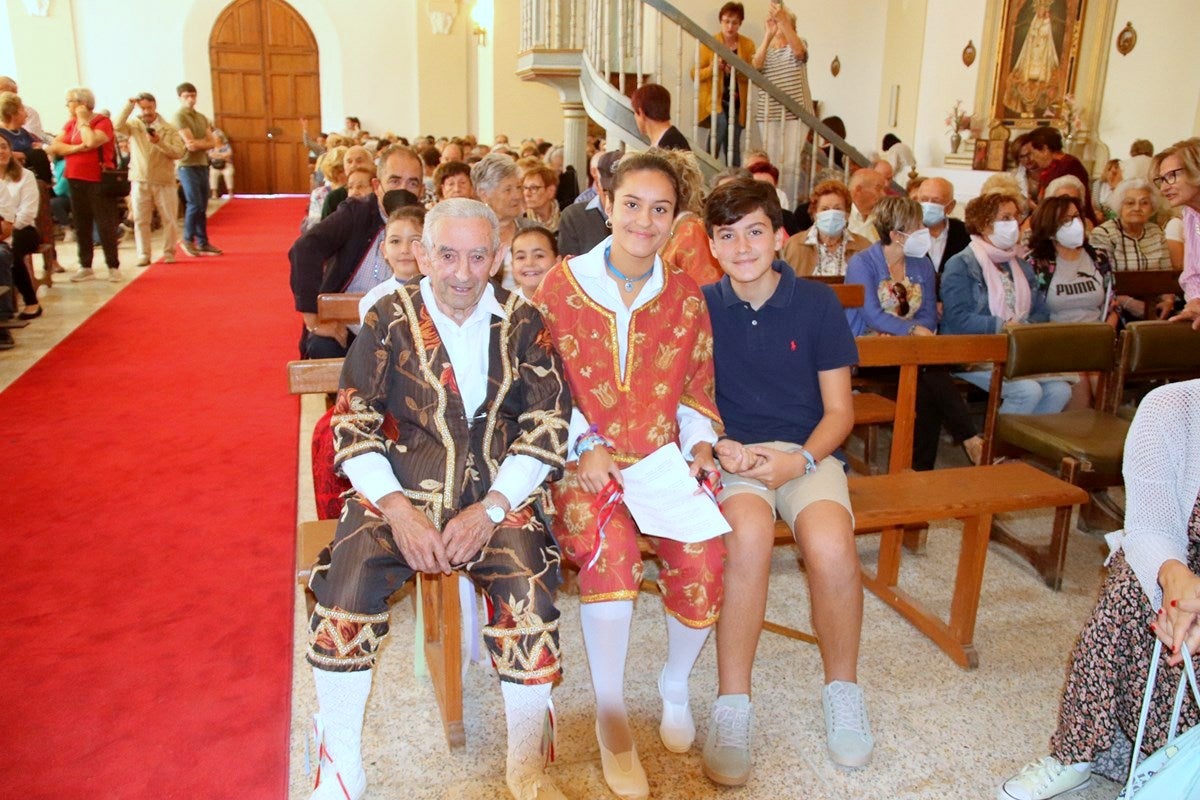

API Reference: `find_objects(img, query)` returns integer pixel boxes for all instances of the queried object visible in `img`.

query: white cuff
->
[677,404,719,460]
[341,452,404,505]
[490,454,553,510]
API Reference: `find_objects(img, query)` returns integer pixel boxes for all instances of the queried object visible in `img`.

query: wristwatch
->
[800,448,818,475]
[482,499,507,524]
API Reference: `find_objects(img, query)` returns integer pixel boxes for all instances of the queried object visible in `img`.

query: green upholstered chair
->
[989,322,1119,589]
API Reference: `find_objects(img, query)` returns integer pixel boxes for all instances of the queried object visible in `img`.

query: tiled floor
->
[1,202,1122,799]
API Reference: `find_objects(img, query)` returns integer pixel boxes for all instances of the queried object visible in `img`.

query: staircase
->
[518,0,875,202]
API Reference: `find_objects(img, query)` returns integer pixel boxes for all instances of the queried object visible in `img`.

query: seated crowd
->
[5,71,1197,800]
[284,109,1200,800]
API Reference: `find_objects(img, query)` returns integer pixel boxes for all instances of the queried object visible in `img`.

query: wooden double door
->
[210,0,319,195]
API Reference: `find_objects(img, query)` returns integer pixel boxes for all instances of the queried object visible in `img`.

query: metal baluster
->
[725,64,735,166]
[675,22,683,135]
[654,10,662,84]
[617,0,625,96]
[692,38,700,148]
[634,0,643,87]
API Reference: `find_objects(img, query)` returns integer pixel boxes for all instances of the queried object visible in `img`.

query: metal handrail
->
[640,0,872,172]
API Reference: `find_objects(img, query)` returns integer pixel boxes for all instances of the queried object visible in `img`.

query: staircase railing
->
[519,0,876,202]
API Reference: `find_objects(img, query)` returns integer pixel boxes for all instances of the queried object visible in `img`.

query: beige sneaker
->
[69,268,95,283]
[108,269,124,283]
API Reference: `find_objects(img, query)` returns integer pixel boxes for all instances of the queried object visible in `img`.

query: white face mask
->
[1055,217,1085,249]
[901,227,932,259]
[989,219,1020,251]
[814,208,847,237]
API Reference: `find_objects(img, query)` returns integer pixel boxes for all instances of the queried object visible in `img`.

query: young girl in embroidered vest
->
[534,151,725,799]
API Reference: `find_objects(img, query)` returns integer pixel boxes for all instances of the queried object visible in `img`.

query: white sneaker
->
[658,668,695,753]
[822,681,874,768]
[998,757,1091,800]
[69,268,95,283]
[702,695,753,786]
[596,721,648,800]
[108,269,124,283]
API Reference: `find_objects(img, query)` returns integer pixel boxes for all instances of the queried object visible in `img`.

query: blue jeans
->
[955,371,1073,415]
[178,165,209,246]
[701,111,744,166]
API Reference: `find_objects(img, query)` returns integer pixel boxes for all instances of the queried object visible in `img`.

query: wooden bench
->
[770,334,1087,668]
[1113,269,1183,317]
[287,356,466,750]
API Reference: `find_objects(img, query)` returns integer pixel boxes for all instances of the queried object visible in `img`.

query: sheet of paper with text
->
[619,443,731,542]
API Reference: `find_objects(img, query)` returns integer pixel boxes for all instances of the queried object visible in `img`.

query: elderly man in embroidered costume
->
[306,198,573,800]
[535,151,725,800]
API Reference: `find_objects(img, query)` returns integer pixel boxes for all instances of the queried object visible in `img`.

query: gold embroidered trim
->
[496,662,560,681]
[481,619,560,638]
[481,299,516,484]
[335,440,383,461]
[580,589,640,603]
[306,651,376,668]
[400,287,455,527]
[662,604,719,629]
[313,603,391,624]
[561,260,666,394]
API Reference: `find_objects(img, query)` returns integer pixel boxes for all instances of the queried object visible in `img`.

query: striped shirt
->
[1088,219,1171,272]
[756,45,811,122]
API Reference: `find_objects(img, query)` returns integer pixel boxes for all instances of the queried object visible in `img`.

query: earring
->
[605,218,612,229]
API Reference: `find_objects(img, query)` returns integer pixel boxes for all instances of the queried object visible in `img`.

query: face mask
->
[1055,217,1085,249]
[920,201,946,227]
[901,227,932,259]
[814,209,847,237]
[989,219,1020,251]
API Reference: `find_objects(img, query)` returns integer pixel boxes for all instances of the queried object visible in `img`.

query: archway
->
[209,0,319,194]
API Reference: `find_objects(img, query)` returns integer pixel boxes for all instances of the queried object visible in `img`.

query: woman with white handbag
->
[998,378,1200,800]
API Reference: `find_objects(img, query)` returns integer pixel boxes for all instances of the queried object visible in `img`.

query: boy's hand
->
[688,442,718,479]
[714,438,754,473]
[740,444,803,489]
[578,446,622,494]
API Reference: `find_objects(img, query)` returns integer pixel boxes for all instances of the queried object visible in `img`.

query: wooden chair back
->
[1110,320,1200,412]
[855,334,1008,473]
[831,283,864,309]
[805,274,845,285]
[1113,270,1183,314]
[317,292,366,324]
[287,358,344,395]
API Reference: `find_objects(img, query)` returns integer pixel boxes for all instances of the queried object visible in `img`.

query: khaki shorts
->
[717,441,854,531]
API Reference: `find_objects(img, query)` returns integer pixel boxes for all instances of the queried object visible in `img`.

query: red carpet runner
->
[0,198,306,799]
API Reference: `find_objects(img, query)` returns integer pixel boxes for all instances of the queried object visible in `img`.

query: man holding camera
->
[115,93,185,266]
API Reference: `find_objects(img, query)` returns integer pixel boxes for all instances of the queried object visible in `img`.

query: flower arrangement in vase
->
[945,100,971,154]
[1052,94,1084,149]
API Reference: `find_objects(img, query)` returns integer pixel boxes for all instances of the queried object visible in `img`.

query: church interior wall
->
[2,0,1196,168]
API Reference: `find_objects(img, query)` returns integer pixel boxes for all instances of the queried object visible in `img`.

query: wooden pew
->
[772,334,1088,668]
[287,357,466,750]
[317,292,364,323]
[1113,269,1182,317]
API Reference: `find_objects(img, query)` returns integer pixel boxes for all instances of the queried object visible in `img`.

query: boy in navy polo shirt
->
[699,180,872,785]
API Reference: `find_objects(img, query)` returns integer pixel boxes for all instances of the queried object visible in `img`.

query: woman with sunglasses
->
[1151,138,1200,328]
[942,192,1071,415]
[844,196,985,467]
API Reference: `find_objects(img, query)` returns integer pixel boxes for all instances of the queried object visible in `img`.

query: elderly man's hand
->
[442,495,503,566]
[377,492,451,574]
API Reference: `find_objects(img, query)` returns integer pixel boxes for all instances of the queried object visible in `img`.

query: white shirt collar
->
[418,277,508,329]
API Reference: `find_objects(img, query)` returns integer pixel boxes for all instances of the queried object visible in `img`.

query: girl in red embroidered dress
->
[534,151,725,797]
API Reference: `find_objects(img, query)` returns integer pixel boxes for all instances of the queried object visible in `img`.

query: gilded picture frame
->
[991,0,1088,123]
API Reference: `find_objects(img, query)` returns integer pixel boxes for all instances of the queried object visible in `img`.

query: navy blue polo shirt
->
[703,261,858,446]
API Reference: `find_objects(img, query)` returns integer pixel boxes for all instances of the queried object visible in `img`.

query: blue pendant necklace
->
[604,245,654,292]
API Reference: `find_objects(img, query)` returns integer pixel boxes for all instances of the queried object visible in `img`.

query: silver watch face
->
[485,504,506,523]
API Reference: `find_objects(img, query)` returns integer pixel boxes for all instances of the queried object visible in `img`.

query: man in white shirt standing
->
[305,198,574,800]
[114,93,185,266]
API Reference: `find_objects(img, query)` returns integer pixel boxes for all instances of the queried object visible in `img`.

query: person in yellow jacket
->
[693,2,755,166]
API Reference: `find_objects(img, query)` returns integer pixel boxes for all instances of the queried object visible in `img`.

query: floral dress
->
[1049,491,1200,779]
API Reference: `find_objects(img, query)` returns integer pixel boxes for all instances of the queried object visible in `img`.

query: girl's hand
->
[578,446,622,495]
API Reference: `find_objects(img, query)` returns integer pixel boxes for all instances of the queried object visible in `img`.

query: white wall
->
[911,0,988,168]
[1097,0,1200,158]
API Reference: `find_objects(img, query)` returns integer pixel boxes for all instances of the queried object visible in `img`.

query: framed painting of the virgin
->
[991,0,1087,123]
